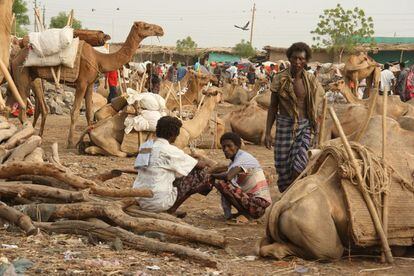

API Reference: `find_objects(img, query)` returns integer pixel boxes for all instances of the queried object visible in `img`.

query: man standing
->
[395,62,410,101]
[226,62,238,79]
[265,42,324,193]
[380,63,395,95]
[166,63,177,82]
[105,70,119,102]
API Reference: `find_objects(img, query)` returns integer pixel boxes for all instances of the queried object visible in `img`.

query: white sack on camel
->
[126,89,166,111]
[28,27,74,57]
[24,37,79,68]
[124,110,165,134]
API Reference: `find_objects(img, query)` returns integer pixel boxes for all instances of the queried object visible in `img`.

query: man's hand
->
[264,133,273,149]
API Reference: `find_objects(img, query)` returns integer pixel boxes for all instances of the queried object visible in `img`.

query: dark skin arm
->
[265,92,279,149]
[211,166,243,182]
[195,160,209,170]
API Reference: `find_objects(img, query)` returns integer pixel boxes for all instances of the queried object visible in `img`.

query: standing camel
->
[11,21,164,147]
[343,52,380,98]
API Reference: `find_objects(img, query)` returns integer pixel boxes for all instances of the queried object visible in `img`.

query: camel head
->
[202,86,222,102]
[133,21,164,38]
[328,79,346,92]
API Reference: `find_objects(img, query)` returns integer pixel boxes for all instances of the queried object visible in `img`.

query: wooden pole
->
[328,107,393,264]
[197,94,206,111]
[355,87,379,142]
[138,73,147,93]
[318,97,328,147]
[165,83,174,101]
[178,82,183,120]
[0,60,26,110]
[249,3,256,46]
[380,86,389,263]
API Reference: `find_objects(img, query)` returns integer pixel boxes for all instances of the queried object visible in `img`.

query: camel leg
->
[68,81,87,148]
[84,83,94,126]
[13,66,31,125]
[31,79,47,136]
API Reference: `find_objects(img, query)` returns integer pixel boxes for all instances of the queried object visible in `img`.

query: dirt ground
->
[1,114,414,275]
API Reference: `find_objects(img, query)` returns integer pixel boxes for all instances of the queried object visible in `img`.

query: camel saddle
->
[36,40,85,83]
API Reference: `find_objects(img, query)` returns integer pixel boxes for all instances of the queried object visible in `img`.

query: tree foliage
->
[311,4,375,53]
[233,39,256,58]
[176,36,198,53]
[12,0,30,37]
[50,12,82,30]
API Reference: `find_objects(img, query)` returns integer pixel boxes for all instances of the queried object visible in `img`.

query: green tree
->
[311,4,375,62]
[233,39,256,58]
[176,36,198,54]
[50,12,82,29]
[12,0,30,37]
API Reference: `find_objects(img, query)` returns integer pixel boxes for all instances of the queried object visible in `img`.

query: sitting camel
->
[343,52,380,97]
[221,100,275,145]
[259,116,414,260]
[12,21,164,147]
[174,87,222,149]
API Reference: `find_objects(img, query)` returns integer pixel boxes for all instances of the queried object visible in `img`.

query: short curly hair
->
[156,116,182,140]
[220,132,242,148]
[286,42,312,61]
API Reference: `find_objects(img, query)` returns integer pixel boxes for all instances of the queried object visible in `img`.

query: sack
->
[24,37,79,68]
[126,89,166,111]
[29,27,73,57]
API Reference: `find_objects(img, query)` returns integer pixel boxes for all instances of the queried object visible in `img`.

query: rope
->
[317,143,414,209]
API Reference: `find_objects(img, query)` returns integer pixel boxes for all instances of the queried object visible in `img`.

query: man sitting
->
[210,132,272,220]
[133,116,211,216]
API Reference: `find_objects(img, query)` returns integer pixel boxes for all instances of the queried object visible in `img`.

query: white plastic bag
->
[28,27,73,57]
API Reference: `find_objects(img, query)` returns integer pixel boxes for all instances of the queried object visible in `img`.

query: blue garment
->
[177,67,187,81]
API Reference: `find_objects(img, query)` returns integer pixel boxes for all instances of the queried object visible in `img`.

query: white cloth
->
[380,69,395,92]
[133,138,197,212]
[226,66,238,79]
[29,27,73,57]
[227,150,261,186]
[24,37,79,68]
[126,89,166,110]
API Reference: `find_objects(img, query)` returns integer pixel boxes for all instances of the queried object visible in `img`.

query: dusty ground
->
[1,114,414,275]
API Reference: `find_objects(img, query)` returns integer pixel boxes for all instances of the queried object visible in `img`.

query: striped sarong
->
[274,115,311,192]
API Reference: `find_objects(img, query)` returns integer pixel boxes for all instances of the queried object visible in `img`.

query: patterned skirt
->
[274,115,311,192]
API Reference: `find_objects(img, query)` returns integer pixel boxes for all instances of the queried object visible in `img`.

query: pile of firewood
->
[0,121,224,267]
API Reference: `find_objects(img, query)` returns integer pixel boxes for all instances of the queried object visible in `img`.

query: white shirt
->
[133,138,197,212]
[226,66,238,79]
[380,69,395,92]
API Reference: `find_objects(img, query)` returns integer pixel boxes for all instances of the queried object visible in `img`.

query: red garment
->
[106,71,118,87]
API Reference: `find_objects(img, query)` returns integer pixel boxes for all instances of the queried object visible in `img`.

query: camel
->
[258,116,414,260]
[11,21,164,147]
[174,87,222,149]
[343,52,381,97]
[161,70,218,111]
[0,0,12,84]
[222,76,267,105]
[221,101,275,145]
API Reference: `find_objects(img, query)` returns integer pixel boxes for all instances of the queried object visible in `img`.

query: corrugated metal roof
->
[359,37,414,44]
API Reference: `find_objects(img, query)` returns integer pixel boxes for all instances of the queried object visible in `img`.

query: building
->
[357,37,414,66]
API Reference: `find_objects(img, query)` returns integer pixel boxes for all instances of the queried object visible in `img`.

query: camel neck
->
[96,26,145,72]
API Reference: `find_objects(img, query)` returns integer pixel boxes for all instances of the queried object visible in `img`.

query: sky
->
[27,0,414,49]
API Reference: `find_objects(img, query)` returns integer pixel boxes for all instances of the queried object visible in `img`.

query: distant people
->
[145,63,161,93]
[210,132,272,219]
[268,64,277,82]
[105,70,119,102]
[213,64,223,86]
[226,62,238,79]
[380,63,395,95]
[166,63,178,82]
[395,62,410,101]
[177,63,187,81]
[247,65,256,85]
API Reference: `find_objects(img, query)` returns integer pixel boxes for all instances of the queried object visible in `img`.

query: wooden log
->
[381,88,389,263]
[9,175,73,191]
[35,219,217,267]
[115,168,138,174]
[328,106,393,263]
[0,182,89,202]
[5,135,42,163]
[125,205,187,224]
[88,169,123,182]
[19,201,226,248]
[318,97,328,147]
[0,201,36,235]
[0,162,153,198]
[23,147,44,163]
[355,87,379,142]
[4,123,34,149]
[0,147,14,164]
[0,124,17,143]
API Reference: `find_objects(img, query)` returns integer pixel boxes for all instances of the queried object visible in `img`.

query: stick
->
[165,83,174,101]
[318,97,328,147]
[0,60,26,110]
[381,87,389,263]
[197,94,206,111]
[138,73,147,93]
[328,107,393,264]
[0,201,37,235]
[355,87,379,142]
[178,82,183,120]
